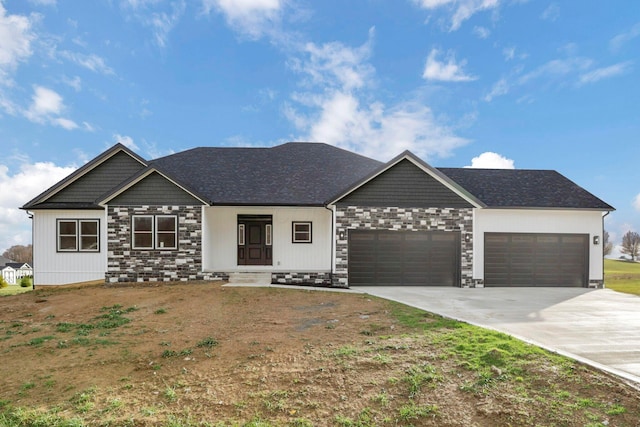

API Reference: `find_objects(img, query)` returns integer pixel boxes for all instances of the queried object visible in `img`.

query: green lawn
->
[604,258,640,295]
[0,285,33,296]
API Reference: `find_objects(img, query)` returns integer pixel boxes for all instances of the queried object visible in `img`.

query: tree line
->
[2,245,33,265]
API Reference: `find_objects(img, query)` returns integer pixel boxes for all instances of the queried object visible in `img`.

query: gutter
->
[26,211,34,290]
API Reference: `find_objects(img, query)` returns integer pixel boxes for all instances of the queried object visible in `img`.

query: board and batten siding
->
[335,159,473,208]
[108,171,204,206]
[32,209,107,285]
[47,151,145,204]
[473,209,605,283]
[202,206,332,272]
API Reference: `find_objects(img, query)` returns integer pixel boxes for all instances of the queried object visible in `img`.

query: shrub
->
[20,276,33,288]
[0,276,8,288]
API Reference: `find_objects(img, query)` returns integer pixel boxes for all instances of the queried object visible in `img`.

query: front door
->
[237,216,272,266]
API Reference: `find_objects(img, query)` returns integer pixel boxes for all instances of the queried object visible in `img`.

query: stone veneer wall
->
[334,206,474,288]
[106,205,227,283]
[271,272,332,286]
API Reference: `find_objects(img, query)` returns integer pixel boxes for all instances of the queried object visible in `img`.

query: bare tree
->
[620,231,640,262]
[2,245,33,265]
[603,230,613,256]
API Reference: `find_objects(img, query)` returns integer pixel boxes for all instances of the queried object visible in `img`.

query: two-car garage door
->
[484,233,589,287]
[348,230,589,287]
[348,230,460,286]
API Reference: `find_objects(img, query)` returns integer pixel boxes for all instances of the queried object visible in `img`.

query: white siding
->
[473,209,605,281]
[202,206,332,272]
[32,210,107,285]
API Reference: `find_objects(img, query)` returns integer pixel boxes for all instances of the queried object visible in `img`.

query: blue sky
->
[0,0,638,256]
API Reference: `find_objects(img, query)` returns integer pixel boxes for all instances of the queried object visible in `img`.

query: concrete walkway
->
[354,286,640,386]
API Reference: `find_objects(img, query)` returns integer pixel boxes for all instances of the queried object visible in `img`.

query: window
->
[132,215,177,250]
[57,219,100,252]
[292,222,312,243]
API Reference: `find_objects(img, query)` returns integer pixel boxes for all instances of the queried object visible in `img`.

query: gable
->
[47,151,146,204]
[335,159,474,208]
[108,171,204,205]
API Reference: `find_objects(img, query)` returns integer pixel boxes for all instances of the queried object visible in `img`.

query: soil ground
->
[1,281,639,426]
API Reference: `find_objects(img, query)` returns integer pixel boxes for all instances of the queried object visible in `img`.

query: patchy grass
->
[605,258,640,295]
[0,282,639,426]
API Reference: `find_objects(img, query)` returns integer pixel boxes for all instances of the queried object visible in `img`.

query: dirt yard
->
[1,282,639,426]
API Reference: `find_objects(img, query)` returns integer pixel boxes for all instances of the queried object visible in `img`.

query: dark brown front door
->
[238,217,272,266]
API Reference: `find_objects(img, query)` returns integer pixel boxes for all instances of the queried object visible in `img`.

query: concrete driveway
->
[354,286,640,386]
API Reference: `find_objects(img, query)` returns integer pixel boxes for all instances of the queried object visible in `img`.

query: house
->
[0,259,32,285]
[21,142,614,288]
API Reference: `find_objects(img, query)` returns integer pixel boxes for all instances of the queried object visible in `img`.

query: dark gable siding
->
[336,159,473,208]
[109,172,204,205]
[48,151,145,203]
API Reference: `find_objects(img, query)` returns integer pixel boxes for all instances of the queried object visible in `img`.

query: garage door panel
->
[349,230,460,286]
[485,233,588,287]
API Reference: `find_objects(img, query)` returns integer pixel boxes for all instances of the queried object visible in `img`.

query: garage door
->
[484,233,589,287]
[348,230,460,286]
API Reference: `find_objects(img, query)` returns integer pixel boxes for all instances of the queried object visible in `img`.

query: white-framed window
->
[132,215,177,250]
[238,224,245,246]
[265,224,272,246]
[292,221,312,243]
[57,219,100,252]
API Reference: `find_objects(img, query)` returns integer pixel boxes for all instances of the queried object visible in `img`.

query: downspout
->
[324,204,335,286]
[601,210,610,287]
[27,211,34,290]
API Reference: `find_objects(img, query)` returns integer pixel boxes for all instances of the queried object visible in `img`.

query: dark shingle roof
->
[150,142,383,205]
[438,168,614,210]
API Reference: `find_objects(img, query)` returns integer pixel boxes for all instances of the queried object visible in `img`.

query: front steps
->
[227,272,272,285]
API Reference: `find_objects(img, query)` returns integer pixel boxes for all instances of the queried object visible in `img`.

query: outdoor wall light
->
[339,231,345,240]
[464,233,471,243]
[593,235,600,245]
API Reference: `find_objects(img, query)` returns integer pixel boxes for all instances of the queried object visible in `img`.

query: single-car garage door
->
[348,230,460,286]
[484,233,589,287]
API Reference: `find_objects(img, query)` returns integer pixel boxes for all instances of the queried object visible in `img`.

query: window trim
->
[57,219,100,252]
[292,221,312,244]
[132,215,177,250]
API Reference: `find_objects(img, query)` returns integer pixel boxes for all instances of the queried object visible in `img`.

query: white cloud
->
[413,0,500,31]
[59,50,114,75]
[285,34,470,161]
[122,0,185,48]
[422,48,477,82]
[202,0,284,39]
[0,3,36,85]
[294,29,375,91]
[634,193,640,211]
[62,75,82,91]
[502,46,515,61]
[53,117,79,130]
[25,85,63,121]
[113,134,139,151]
[610,22,640,52]
[148,1,185,47]
[577,62,632,86]
[518,57,593,85]
[473,25,490,38]
[465,151,515,169]
[540,3,559,22]
[0,161,77,253]
[483,77,509,101]
[24,85,78,130]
